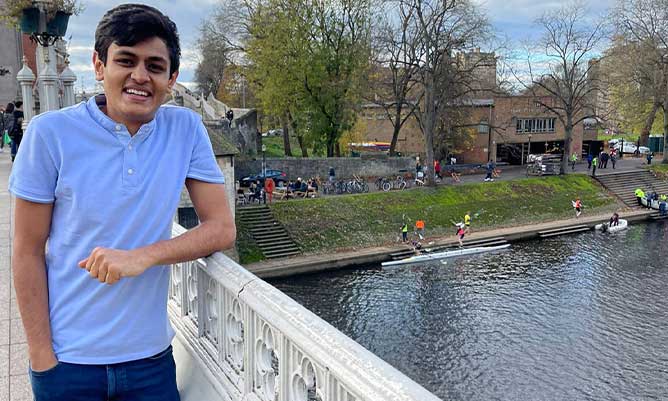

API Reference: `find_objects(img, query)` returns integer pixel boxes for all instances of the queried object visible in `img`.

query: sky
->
[64,0,616,92]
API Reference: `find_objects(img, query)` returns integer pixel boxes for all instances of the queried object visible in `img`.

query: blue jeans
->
[29,346,180,401]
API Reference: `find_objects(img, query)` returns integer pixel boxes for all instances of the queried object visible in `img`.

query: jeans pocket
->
[29,362,61,377]
[147,345,173,361]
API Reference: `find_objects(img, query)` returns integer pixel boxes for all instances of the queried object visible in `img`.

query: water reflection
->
[272,222,668,401]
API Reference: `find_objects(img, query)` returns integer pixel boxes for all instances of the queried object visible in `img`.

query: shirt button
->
[115,125,122,131]
[128,168,134,175]
[128,144,133,150]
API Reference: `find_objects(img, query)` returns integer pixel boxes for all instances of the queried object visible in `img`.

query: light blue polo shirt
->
[9,95,225,364]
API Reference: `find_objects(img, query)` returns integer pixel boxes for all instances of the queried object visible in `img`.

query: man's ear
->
[93,51,105,81]
[167,70,179,90]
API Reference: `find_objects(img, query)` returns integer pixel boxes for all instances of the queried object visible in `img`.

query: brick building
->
[362,50,599,165]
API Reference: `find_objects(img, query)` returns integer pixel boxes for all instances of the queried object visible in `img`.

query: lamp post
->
[262,144,267,179]
[619,135,624,159]
[528,134,532,163]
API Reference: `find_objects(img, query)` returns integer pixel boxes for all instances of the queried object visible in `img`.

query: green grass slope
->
[237,175,619,264]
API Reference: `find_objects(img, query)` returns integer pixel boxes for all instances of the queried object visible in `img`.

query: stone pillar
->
[59,57,77,107]
[38,45,59,112]
[16,57,35,128]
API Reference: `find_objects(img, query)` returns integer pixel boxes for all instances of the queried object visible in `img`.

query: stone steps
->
[538,225,590,238]
[595,171,668,207]
[237,205,301,259]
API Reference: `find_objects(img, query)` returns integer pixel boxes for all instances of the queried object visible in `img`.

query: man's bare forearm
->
[136,219,236,268]
[12,252,54,360]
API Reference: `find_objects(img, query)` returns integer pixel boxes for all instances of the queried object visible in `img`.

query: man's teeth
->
[126,89,149,97]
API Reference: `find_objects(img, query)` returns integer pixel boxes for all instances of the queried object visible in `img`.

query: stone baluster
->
[16,57,36,128]
[59,57,77,107]
[38,45,59,112]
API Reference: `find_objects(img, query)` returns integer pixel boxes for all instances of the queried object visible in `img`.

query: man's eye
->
[117,59,132,66]
[149,64,165,72]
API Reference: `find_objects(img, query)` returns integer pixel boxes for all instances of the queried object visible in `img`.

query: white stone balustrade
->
[169,224,442,401]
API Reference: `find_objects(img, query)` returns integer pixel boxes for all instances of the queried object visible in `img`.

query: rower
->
[609,212,619,227]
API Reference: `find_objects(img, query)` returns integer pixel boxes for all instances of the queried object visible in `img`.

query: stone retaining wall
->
[235,155,415,181]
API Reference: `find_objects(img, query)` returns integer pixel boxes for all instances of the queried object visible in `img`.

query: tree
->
[194,19,232,96]
[368,3,422,156]
[402,0,491,185]
[245,0,371,157]
[613,0,668,163]
[603,37,664,141]
[521,1,607,174]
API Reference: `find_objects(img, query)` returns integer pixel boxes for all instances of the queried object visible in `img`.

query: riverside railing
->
[168,224,442,401]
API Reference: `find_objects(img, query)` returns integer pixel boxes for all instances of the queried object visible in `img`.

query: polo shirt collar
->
[86,94,157,140]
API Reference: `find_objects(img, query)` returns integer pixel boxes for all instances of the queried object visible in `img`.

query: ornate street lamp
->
[18,1,74,46]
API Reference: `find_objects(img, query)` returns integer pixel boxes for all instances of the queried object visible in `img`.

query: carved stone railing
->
[169,224,442,401]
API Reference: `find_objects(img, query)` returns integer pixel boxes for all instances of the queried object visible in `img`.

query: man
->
[9,5,235,400]
[591,156,598,177]
[570,152,577,170]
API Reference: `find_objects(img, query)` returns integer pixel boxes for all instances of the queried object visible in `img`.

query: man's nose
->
[130,64,150,83]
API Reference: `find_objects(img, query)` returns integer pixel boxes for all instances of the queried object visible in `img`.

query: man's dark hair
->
[95,4,181,76]
[14,101,22,109]
[5,103,14,113]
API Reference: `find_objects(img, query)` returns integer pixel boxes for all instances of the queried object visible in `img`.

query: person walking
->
[484,160,495,182]
[9,5,236,400]
[610,152,617,169]
[401,221,409,242]
[570,153,577,170]
[587,153,593,170]
[592,156,598,176]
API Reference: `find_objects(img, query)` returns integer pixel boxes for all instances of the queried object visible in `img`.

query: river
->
[271,222,668,401]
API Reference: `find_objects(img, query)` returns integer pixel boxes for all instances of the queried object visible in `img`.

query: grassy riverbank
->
[236,175,620,264]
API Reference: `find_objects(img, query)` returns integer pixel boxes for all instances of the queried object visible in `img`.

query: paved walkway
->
[0,150,32,400]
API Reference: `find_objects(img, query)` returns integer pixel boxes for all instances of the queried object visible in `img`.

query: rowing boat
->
[381,244,510,267]
[594,219,628,233]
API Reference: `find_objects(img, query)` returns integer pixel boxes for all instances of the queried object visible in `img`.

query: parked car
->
[639,146,651,155]
[240,169,288,187]
[613,142,637,154]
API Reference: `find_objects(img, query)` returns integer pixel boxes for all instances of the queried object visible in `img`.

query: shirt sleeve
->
[8,120,58,203]
[187,120,225,184]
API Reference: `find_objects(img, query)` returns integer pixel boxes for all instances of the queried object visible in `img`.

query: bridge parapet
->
[169,224,442,401]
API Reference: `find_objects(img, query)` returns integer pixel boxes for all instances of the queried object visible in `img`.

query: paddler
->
[609,212,619,227]
[455,223,466,247]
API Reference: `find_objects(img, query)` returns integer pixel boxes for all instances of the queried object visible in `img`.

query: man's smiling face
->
[93,37,178,133]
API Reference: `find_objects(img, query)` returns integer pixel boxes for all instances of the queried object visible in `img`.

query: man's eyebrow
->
[114,50,168,64]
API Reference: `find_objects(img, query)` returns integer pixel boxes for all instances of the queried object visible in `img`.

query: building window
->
[515,118,556,134]
[478,121,489,133]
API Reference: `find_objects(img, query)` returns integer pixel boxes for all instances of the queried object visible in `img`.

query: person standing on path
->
[591,156,598,176]
[610,152,617,169]
[570,153,577,170]
[464,211,472,232]
[328,166,335,183]
[401,222,409,242]
[9,5,236,400]
[9,100,23,162]
[264,177,275,203]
